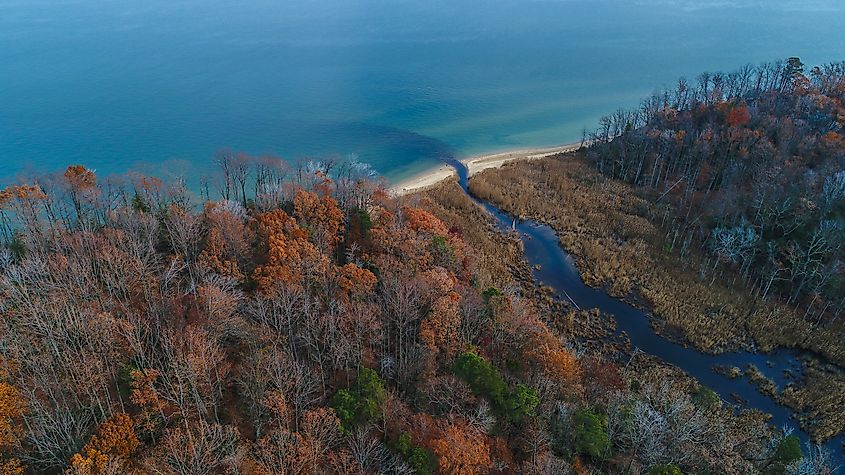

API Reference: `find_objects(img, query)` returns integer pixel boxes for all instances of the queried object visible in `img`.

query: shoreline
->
[390,141,582,195]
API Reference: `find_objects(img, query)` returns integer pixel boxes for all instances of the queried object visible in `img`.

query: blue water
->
[1,0,844,184]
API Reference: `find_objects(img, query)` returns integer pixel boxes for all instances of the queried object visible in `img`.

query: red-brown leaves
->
[0,383,24,452]
[300,407,342,460]
[725,104,751,128]
[532,343,581,388]
[261,390,292,428]
[582,358,624,404]
[64,165,100,220]
[130,369,167,436]
[431,421,492,475]
[419,267,463,357]
[151,421,241,474]
[293,189,344,250]
[403,206,449,237]
[337,263,378,296]
[0,184,47,207]
[252,208,325,293]
[822,131,843,148]
[64,165,97,190]
[370,205,475,279]
[69,413,139,474]
[199,227,244,279]
[199,201,250,280]
[419,291,462,357]
[252,400,342,474]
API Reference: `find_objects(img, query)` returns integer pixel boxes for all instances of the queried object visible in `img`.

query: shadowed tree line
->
[587,58,845,326]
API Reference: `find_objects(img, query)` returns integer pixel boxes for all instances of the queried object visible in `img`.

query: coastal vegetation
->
[417,180,833,473]
[0,153,833,473]
[587,58,845,326]
[468,59,845,445]
[469,150,845,446]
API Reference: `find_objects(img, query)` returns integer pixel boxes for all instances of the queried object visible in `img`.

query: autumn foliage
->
[68,413,138,474]
[1,69,836,472]
[431,422,492,475]
[0,382,25,473]
[587,59,845,327]
[251,208,325,292]
[337,263,378,296]
[0,157,599,473]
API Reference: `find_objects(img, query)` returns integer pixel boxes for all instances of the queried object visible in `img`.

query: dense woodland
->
[0,153,835,474]
[587,58,845,325]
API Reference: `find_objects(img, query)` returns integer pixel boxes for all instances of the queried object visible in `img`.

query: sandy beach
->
[389,164,457,196]
[390,142,582,195]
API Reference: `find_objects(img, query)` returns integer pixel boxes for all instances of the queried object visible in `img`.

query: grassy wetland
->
[467,152,845,444]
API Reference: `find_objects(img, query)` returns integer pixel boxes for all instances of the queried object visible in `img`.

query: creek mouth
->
[440,156,845,469]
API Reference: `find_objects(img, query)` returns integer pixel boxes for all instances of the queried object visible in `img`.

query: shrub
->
[431,235,450,253]
[765,434,802,475]
[132,193,150,213]
[572,409,609,459]
[453,352,509,409]
[630,380,642,392]
[395,432,436,475]
[692,386,720,410]
[408,446,436,475]
[507,383,540,419]
[482,286,503,302]
[354,207,373,235]
[649,464,683,475]
[330,367,386,429]
[8,235,26,260]
[352,366,386,420]
[773,435,802,463]
[330,389,358,428]
[452,351,539,422]
[396,432,413,454]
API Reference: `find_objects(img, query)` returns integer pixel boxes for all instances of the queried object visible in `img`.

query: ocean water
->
[1,0,843,184]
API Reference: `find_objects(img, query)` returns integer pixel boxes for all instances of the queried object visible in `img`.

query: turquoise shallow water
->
[1,0,843,184]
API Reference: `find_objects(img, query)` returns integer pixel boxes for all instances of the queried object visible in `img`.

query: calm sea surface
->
[1,0,843,184]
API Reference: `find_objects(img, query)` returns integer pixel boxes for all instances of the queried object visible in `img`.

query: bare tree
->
[147,420,241,475]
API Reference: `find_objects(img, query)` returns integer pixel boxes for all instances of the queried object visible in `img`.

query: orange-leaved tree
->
[252,208,326,293]
[68,413,139,474]
[129,369,167,437]
[531,341,582,392]
[431,421,492,475]
[419,267,463,357]
[337,263,378,297]
[63,165,99,223]
[419,291,462,357]
[725,103,751,128]
[0,184,48,236]
[199,227,244,279]
[199,201,250,280]
[293,189,344,252]
[0,382,25,474]
[402,206,449,237]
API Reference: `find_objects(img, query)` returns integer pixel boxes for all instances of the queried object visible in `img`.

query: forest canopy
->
[0,59,842,474]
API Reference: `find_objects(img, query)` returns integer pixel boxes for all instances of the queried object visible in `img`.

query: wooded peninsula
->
[0,58,843,474]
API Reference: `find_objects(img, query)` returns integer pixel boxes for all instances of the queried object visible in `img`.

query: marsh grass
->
[468,152,845,441]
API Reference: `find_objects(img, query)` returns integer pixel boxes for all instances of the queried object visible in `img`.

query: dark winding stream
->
[442,157,844,470]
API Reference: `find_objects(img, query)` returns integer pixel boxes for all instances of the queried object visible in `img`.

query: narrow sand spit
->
[390,142,582,195]
[462,142,581,176]
[389,164,457,196]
